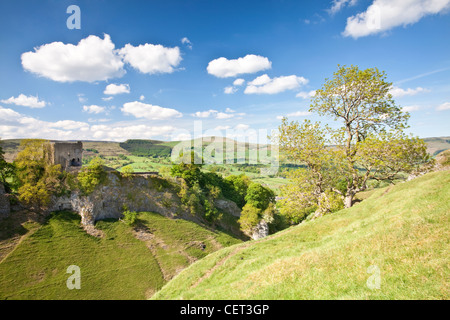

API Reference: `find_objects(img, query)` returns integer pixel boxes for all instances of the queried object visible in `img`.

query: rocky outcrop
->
[0,182,10,219]
[214,199,241,217]
[51,173,190,226]
[251,219,269,240]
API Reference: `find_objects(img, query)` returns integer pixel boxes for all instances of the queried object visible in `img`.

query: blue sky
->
[0,0,449,142]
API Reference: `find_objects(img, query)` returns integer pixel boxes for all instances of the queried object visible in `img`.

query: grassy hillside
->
[0,211,241,299]
[423,137,450,155]
[152,170,450,300]
[119,139,172,157]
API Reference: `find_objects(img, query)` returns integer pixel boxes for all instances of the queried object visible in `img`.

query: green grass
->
[0,211,241,300]
[152,170,450,300]
[135,212,241,280]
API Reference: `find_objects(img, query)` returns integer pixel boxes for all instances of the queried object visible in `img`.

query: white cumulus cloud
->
[437,102,450,111]
[83,105,106,114]
[192,109,242,119]
[244,74,308,94]
[214,125,231,130]
[216,112,234,119]
[121,101,182,120]
[296,90,316,99]
[119,43,182,74]
[207,54,272,78]
[343,0,450,38]
[104,83,130,95]
[329,0,358,15]
[21,34,125,82]
[276,111,311,119]
[233,78,245,86]
[390,86,428,97]
[0,105,178,142]
[49,120,90,130]
[224,86,237,94]
[401,105,421,112]
[234,124,250,130]
[192,109,219,118]
[287,111,312,117]
[1,94,46,108]
[181,37,193,49]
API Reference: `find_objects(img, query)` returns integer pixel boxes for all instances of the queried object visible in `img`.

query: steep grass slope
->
[152,171,449,300]
[0,211,241,299]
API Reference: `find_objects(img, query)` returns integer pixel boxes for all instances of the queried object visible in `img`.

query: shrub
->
[223,174,250,207]
[244,182,275,211]
[122,210,138,226]
[14,139,67,208]
[77,157,107,195]
[121,165,134,178]
[204,199,220,222]
[238,203,262,236]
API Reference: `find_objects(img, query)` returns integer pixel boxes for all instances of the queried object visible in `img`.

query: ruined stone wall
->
[50,141,83,170]
[51,173,185,225]
[50,173,243,236]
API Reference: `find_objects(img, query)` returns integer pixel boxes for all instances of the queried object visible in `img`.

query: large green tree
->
[14,139,64,209]
[278,65,432,214]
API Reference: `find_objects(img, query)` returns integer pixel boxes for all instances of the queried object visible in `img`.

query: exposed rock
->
[214,199,241,217]
[82,225,105,238]
[50,173,191,226]
[251,219,269,240]
[0,183,10,219]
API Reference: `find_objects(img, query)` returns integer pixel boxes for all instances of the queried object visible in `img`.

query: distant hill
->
[2,136,448,163]
[423,137,450,156]
[152,170,450,300]
[119,139,172,157]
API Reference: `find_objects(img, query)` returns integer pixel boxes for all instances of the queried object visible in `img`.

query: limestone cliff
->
[50,173,242,235]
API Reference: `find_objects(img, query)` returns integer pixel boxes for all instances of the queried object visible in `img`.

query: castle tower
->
[49,141,83,171]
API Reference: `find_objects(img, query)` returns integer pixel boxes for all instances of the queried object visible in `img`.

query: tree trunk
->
[344,194,353,208]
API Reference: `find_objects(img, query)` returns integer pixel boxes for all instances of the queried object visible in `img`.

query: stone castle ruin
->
[48,141,83,171]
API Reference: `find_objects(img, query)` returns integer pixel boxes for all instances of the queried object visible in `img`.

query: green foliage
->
[244,182,275,211]
[223,174,250,208]
[121,165,134,178]
[238,203,261,235]
[158,166,172,177]
[277,65,432,213]
[77,157,107,195]
[204,199,220,222]
[14,139,65,208]
[148,175,173,191]
[122,210,138,226]
[171,160,203,187]
[0,139,17,193]
[311,64,408,134]
[119,139,172,157]
[171,152,276,227]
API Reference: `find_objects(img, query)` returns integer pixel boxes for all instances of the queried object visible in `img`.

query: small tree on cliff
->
[278,65,432,213]
[77,157,107,195]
